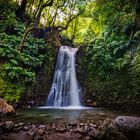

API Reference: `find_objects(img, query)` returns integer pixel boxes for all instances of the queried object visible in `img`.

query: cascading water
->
[46,46,82,107]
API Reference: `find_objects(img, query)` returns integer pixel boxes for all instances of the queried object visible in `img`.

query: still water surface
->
[7,107,139,124]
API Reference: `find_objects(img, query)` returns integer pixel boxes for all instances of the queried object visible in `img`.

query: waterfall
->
[46,46,82,107]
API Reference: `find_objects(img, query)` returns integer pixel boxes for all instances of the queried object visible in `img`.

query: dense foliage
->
[0,0,140,108]
[0,0,55,103]
[81,0,140,108]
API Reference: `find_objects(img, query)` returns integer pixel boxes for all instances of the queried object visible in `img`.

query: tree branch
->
[33,0,43,20]
[19,0,54,50]
[59,9,84,31]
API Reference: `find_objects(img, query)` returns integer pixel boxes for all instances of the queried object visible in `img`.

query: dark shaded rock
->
[84,126,90,132]
[107,122,128,140]
[115,116,140,140]
[95,118,128,140]
[88,129,97,138]
[0,121,14,132]
[69,122,77,127]
[0,98,15,116]
[95,116,140,140]
[5,121,14,130]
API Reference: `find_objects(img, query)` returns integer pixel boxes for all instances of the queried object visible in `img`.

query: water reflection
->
[13,108,104,123]
[8,108,139,124]
[39,108,83,121]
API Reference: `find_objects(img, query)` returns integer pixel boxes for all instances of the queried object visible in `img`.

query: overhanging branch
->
[19,0,54,50]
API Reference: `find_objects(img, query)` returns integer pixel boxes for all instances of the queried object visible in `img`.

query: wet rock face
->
[0,98,15,116]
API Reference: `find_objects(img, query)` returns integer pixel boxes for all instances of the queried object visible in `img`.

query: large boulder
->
[115,116,140,140]
[0,98,15,116]
[95,119,127,140]
[95,116,140,140]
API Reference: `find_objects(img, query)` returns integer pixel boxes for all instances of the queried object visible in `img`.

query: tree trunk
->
[136,1,140,29]
[16,0,27,21]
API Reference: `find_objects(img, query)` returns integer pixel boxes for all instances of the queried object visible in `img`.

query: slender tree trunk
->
[16,0,27,21]
[136,2,140,29]
[19,27,35,50]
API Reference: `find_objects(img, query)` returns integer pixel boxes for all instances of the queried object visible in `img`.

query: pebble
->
[0,120,104,139]
[37,129,45,136]
[23,126,29,131]
[72,128,82,133]
[31,124,36,129]
[14,123,19,127]
[80,123,84,126]
[18,122,24,126]
[27,130,37,137]
[39,125,46,130]
[5,121,14,130]
[55,127,67,133]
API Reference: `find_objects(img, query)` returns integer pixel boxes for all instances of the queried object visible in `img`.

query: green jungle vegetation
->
[0,0,140,109]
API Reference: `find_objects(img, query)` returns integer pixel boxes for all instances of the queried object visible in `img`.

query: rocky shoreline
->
[0,116,140,140]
